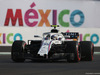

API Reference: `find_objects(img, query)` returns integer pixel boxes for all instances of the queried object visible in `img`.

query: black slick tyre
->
[80,41,94,61]
[66,41,81,63]
[11,41,26,62]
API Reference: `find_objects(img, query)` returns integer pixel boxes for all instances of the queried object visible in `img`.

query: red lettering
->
[4,9,23,26]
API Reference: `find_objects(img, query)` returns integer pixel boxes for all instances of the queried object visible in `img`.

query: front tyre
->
[11,41,26,62]
[66,41,81,63]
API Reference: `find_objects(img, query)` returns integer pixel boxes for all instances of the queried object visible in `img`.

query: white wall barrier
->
[0,0,100,28]
[0,0,100,47]
[0,27,100,46]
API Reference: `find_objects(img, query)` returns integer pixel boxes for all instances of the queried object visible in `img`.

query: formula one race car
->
[11,25,94,63]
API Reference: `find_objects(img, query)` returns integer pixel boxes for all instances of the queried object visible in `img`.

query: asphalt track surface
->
[0,53,100,75]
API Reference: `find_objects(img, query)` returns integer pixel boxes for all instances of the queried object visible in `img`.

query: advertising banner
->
[0,0,100,47]
[0,0,100,28]
[0,27,100,46]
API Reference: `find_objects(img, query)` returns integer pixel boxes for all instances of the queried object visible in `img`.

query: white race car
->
[11,25,94,62]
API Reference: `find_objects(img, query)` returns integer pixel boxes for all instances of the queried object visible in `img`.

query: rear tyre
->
[80,41,94,61]
[11,41,26,62]
[66,41,81,63]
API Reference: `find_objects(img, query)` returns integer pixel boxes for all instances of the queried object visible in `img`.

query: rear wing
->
[61,32,79,39]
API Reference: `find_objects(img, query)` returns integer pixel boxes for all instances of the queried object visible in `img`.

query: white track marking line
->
[94,52,100,55]
[0,52,11,55]
[0,52,100,55]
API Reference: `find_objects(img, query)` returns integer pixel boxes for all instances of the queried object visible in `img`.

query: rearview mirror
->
[34,35,42,38]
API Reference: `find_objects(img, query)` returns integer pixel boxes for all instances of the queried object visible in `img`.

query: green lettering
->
[83,34,90,41]
[58,10,70,27]
[7,33,13,44]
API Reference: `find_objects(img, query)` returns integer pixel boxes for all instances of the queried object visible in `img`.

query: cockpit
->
[43,33,63,41]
